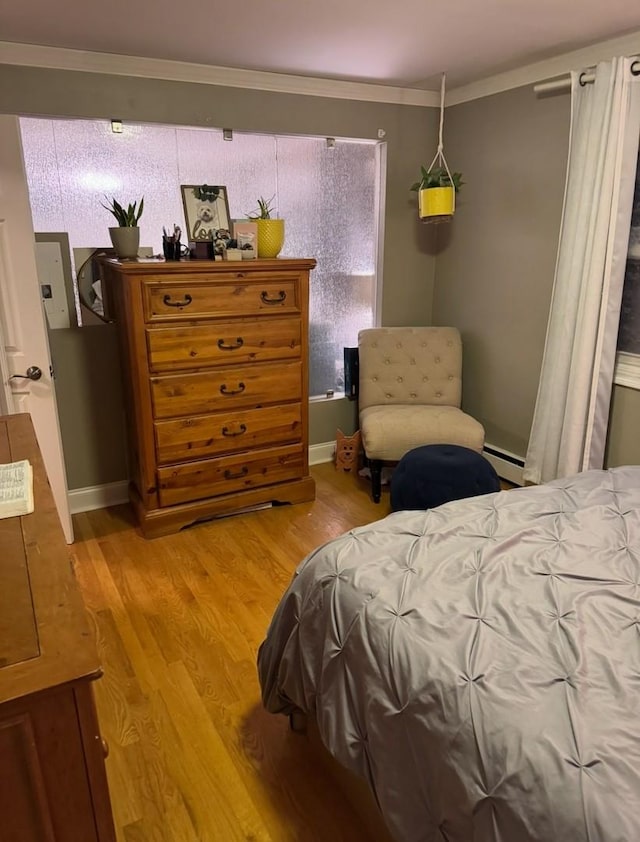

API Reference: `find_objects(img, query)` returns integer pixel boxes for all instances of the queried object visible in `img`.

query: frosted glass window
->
[276,137,378,394]
[176,129,277,222]
[618,158,640,355]
[19,118,381,396]
[618,257,640,354]
[19,119,64,231]
[21,118,184,256]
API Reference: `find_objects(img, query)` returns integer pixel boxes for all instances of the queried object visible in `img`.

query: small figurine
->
[213,227,231,256]
[335,429,361,472]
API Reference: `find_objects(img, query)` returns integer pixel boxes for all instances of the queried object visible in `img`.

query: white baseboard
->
[68,480,129,514]
[483,444,525,486]
[67,442,522,513]
[309,441,336,466]
[68,445,338,514]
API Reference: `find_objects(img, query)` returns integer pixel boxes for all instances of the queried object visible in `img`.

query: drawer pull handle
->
[261,290,287,305]
[220,382,245,396]
[224,466,249,480]
[163,294,193,308]
[217,337,244,351]
[222,424,247,437]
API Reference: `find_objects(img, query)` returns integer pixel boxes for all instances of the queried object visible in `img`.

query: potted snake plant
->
[410,167,463,222]
[102,196,144,258]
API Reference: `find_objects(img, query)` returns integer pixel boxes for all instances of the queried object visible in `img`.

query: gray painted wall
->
[310,397,358,444]
[432,83,639,466]
[48,325,129,489]
[0,64,437,488]
[431,85,570,457]
[606,385,640,467]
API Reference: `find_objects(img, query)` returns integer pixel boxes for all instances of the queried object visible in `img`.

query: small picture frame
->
[181,185,231,242]
[233,220,258,251]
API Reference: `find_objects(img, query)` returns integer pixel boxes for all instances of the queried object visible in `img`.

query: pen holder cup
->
[163,239,184,261]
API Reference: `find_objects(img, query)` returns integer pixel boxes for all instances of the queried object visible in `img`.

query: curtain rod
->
[534,58,640,97]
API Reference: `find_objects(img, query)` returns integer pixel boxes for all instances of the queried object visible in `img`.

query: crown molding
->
[0,41,440,108]
[4,30,640,112]
[447,29,640,106]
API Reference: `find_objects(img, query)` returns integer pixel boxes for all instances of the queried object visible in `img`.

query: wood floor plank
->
[159,661,273,842]
[72,525,166,695]
[73,464,391,841]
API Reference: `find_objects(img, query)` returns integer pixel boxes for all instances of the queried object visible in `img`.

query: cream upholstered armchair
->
[358,326,485,502]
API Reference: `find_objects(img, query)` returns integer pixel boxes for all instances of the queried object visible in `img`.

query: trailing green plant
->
[102,196,144,227]
[193,184,220,202]
[247,195,276,219]
[410,166,463,193]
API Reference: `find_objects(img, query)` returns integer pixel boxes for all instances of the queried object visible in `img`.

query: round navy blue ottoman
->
[390,444,500,512]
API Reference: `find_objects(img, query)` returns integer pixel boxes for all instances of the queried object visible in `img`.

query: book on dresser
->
[0,459,33,519]
[99,257,317,538]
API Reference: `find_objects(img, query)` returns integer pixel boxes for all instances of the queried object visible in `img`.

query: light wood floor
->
[72,463,391,842]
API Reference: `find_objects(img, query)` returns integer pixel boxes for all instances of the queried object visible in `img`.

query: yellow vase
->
[419,187,455,219]
[257,219,285,258]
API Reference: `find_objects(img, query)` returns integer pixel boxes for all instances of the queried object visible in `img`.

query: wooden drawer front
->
[0,688,102,842]
[147,318,301,372]
[151,361,301,419]
[143,278,300,322]
[157,444,305,506]
[155,403,302,464]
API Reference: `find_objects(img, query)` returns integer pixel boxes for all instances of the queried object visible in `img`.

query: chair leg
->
[370,460,383,503]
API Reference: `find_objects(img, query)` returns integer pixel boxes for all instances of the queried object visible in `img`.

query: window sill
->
[614,351,640,390]
[309,391,347,403]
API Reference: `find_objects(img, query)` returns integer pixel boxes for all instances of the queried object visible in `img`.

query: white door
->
[0,115,73,542]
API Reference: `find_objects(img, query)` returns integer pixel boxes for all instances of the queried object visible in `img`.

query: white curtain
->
[524,58,640,484]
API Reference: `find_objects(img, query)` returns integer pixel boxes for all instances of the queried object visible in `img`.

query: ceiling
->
[2,0,640,90]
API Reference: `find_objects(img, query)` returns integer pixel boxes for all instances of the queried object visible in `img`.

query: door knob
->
[10,366,42,382]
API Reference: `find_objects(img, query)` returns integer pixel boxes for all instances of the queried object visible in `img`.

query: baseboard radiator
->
[309,440,526,486]
[482,444,525,486]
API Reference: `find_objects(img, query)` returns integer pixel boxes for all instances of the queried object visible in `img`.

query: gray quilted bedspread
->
[258,467,640,842]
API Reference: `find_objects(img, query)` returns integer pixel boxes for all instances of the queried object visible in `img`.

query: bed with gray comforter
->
[258,467,640,841]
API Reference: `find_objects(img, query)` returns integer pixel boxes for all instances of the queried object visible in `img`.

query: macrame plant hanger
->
[423,73,455,222]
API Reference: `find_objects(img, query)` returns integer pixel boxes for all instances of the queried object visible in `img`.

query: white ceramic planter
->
[109,226,140,259]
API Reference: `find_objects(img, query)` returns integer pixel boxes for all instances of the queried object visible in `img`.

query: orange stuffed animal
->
[335,429,361,472]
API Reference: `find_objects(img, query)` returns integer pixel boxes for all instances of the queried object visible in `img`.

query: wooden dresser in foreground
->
[0,413,116,842]
[100,257,317,538]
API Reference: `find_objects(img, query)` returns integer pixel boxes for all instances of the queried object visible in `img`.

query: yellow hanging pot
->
[412,74,463,224]
[419,186,455,220]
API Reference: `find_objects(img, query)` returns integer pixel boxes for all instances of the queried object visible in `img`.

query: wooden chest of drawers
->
[0,413,115,842]
[100,258,316,538]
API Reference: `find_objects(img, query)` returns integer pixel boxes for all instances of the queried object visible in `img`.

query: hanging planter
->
[410,75,463,223]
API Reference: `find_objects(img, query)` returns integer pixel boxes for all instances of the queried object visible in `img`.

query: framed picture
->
[233,220,258,250]
[181,185,231,242]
